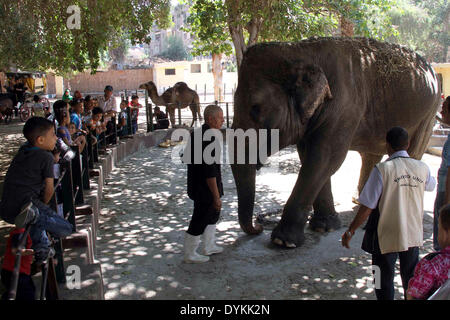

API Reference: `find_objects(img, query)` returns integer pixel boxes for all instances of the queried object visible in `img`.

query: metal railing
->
[8,127,96,300]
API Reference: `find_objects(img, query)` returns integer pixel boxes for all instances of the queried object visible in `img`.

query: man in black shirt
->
[153,106,169,129]
[0,117,73,264]
[184,105,224,263]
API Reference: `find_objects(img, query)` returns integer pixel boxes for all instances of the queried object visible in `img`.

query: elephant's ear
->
[287,62,332,124]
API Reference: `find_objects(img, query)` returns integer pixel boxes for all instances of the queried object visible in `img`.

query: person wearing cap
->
[96,85,117,143]
[96,85,117,118]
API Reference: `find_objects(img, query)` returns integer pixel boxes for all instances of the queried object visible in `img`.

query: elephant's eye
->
[250,104,261,122]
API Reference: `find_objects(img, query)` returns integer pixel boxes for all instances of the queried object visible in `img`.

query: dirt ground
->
[0,117,440,300]
[96,144,440,300]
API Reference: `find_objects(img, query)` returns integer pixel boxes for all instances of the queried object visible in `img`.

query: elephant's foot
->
[309,212,341,233]
[270,221,306,249]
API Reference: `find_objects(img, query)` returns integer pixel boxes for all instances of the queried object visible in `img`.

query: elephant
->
[230,37,440,248]
[139,81,202,127]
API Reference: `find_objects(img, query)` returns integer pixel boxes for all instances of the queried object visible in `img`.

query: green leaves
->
[0,0,171,74]
[388,0,449,62]
[158,35,190,61]
[186,0,399,62]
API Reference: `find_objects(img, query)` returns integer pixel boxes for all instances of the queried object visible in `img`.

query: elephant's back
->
[246,37,435,81]
[243,38,440,155]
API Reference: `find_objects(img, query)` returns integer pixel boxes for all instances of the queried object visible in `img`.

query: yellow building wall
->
[153,60,238,102]
[433,64,450,98]
[153,62,187,92]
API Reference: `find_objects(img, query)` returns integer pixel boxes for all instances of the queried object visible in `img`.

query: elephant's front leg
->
[271,142,347,248]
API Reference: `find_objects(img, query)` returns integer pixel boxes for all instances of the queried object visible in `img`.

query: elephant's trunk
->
[231,163,263,234]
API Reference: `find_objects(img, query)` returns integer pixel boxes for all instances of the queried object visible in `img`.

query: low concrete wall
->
[58,128,174,299]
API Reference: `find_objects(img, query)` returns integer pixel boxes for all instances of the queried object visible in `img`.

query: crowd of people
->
[0,88,448,300]
[184,101,450,300]
[0,84,155,299]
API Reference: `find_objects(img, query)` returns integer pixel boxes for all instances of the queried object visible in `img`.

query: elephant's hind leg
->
[354,153,383,202]
[408,117,435,160]
[297,143,341,233]
[309,179,341,232]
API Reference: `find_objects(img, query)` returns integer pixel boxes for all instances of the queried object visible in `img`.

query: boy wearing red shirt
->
[1,228,35,300]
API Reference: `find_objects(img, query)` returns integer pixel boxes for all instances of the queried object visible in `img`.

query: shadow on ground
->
[95,146,438,300]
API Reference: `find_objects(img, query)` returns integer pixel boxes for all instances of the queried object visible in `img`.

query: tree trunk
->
[443,8,450,62]
[212,53,224,102]
[228,24,246,72]
[340,16,354,37]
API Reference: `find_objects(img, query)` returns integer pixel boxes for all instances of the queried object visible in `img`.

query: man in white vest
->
[341,126,436,300]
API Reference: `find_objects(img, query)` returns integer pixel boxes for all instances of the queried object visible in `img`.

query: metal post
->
[126,107,132,136]
[87,133,94,169]
[226,102,230,128]
[7,224,32,300]
[178,102,182,126]
[113,115,118,144]
[145,90,153,132]
[40,261,49,300]
[61,161,76,232]
[71,146,84,205]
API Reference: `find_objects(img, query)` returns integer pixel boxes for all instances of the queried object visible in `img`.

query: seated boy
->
[70,99,84,132]
[68,122,87,153]
[1,228,35,300]
[117,100,129,137]
[86,107,106,137]
[129,95,142,134]
[407,203,450,299]
[0,117,73,265]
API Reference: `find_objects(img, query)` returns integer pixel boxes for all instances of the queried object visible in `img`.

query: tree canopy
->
[0,0,171,74]
[185,0,398,69]
[388,0,449,62]
[158,35,191,61]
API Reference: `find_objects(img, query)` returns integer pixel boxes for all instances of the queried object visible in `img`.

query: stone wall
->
[66,68,154,94]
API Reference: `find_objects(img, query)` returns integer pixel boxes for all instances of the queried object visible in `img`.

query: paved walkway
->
[96,144,440,300]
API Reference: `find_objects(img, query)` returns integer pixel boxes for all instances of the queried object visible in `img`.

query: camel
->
[139,81,202,127]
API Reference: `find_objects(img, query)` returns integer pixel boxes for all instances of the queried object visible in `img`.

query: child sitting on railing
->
[130,95,142,134]
[85,107,106,139]
[56,110,86,153]
[117,100,129,137]
[0,117,73,266]
[1,228,35,300]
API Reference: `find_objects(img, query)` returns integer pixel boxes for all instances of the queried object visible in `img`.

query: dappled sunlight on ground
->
[95,145,440,300]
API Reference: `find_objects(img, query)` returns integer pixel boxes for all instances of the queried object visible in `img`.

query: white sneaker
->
[183,232,209,263]
[201,224,223,256]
